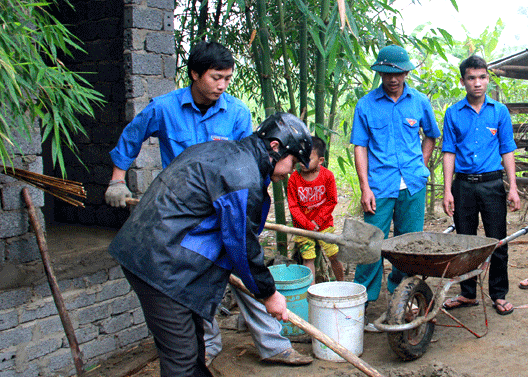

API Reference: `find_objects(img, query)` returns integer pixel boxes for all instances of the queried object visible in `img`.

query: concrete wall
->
[0,266,146,376]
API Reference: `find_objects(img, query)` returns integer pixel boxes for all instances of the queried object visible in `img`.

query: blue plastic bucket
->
[268,264,313,336]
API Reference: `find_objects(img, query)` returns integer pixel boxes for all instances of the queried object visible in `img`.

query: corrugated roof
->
[489,49,528,80]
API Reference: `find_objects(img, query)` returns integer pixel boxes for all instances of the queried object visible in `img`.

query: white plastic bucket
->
[307,281,367,362]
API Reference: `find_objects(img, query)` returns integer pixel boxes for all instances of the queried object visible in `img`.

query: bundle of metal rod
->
[0,165,86,207]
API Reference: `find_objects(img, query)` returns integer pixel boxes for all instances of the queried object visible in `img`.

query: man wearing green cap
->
[350,45,440,330]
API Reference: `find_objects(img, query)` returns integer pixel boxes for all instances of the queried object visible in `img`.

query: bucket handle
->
[334,305,363,324]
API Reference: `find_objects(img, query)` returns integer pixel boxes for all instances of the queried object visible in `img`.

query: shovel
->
[265,219,384,265]
[125,198,383,265]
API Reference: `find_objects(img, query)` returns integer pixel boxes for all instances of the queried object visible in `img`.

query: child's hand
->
[311,221,319,231]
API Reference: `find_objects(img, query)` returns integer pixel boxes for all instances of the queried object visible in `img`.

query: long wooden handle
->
[228,275,386,377]
[264,222,342,245]
[123,202,340,245]
[125,197,139,206]
[22,188,85,376]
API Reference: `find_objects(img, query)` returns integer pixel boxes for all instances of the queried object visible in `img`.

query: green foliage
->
[0,0,104,175]
[173,1,528,217]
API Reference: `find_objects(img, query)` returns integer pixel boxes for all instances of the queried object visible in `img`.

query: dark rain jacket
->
[108,134,276,321]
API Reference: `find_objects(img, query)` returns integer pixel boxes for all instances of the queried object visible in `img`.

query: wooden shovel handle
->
[228,275,386,377]
[264,222,341,244]
[125,197,139,206]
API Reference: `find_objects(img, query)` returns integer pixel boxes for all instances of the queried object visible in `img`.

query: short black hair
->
[311,136,326,158]
[459,55,488,79]
[187,41,235,81]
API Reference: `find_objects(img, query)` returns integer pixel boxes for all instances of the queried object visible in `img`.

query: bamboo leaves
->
[0,0,103,176]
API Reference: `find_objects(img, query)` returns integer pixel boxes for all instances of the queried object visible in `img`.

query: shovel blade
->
[336,219,384,265]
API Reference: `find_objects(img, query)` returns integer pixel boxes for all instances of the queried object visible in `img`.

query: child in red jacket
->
[287,136,344,284]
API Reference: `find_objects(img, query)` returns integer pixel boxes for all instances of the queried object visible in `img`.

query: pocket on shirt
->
[368,120,390,150]
[167,133,192,156]
[403,118,419,129]
[402,117,421,144]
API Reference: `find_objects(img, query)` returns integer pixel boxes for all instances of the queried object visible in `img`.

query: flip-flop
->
[519,279,528,290]
[442,296,479,311]
[493,300,514,316]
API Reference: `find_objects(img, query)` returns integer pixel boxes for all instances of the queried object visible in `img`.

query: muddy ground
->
[116,199,528,377]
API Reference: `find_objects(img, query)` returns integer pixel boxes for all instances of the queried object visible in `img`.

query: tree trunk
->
[197,0,208,40]
[277,0,297,115]
[326,68,342,165]
[314,0,329,131]
[255,0,288,255]
[299,10,308,123]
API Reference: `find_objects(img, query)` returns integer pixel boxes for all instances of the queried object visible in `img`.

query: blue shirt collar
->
[456,94,496,111]
[374,82,411,102]
[182,85,227,112]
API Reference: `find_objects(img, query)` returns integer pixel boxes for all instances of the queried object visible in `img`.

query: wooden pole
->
[22,188,84,376]
[229,275,386,377]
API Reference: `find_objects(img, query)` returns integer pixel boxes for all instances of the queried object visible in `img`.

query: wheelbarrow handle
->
[443,224,456,234]
[443,223,528,247]
[497,225,528,247]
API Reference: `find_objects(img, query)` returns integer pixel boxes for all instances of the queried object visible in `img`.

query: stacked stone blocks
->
[0,266,147,376]
[123,0,176,199]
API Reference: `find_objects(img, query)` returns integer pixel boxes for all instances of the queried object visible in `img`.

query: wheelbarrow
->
[372,225,528,361]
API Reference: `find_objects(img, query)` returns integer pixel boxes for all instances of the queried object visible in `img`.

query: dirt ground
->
[125,198,528,377]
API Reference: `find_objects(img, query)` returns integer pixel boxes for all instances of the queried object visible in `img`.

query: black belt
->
[455,171,503,183]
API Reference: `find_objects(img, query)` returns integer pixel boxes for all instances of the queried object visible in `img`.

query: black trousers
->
[452,178,508,301]
[123,268,213,377]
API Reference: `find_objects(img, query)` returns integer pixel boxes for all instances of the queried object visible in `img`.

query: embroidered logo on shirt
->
[406,118,417,126]
[486,127,497,136]
[211,135,229,141]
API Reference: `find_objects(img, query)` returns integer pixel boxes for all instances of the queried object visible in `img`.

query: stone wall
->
[0,1,178,375]
[50,0,176,227]
[0,266,146,376]
[0,127,44,267]
[48,0,129,227]
[123,0,176,199]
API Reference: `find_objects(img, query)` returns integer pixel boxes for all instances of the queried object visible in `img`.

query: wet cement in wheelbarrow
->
[392,239,461,254]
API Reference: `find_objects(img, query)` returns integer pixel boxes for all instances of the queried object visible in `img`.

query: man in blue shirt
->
[350,45,440,330]
[442,55,520,315]
[105,41,311,365]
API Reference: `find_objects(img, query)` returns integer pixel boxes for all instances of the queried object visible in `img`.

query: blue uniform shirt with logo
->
[442,95,516,174]
[350,83,440,199]
[110,86,253,169]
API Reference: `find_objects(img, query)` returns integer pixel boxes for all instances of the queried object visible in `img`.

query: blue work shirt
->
[350,84,440,199]
[442,95,516,174]
[110,86,253,169]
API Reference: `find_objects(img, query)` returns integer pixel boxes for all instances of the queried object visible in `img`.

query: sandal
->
[493,300,514,316]
[519,279,528,290]
[442,296,479,311]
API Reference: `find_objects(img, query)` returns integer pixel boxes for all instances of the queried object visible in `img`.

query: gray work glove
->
[105,180,132,208]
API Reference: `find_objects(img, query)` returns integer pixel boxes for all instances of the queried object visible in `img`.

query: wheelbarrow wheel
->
[386,276,435,361]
